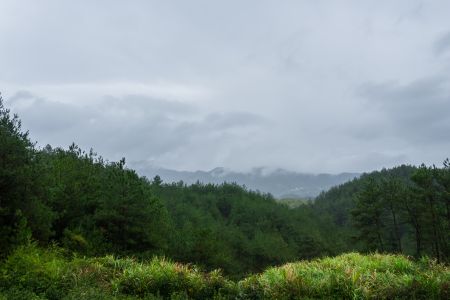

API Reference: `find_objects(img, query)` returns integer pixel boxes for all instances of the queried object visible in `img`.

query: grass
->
[0,245,448,299]
[0,245,236,300]
[239,253,449,299]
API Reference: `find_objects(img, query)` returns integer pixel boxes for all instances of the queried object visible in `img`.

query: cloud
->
[359,76,450,144]
[434,31,450,56]
[8,91,95,132]
[7,91,269,170]
[2,0,450,173]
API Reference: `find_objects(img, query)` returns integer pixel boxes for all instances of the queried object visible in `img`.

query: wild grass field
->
[1,244,448,300]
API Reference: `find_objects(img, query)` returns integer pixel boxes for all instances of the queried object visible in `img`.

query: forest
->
[1,96,449,298]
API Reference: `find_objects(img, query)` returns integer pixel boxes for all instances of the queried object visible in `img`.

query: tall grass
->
[0,245,448,299]
[0,244,235,299]
[239,252,450,299]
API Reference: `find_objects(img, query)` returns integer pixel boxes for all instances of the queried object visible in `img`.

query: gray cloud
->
[359,77,450,143]
[2,0,450,173]
[9,91,95,133]
[7,91,269,170]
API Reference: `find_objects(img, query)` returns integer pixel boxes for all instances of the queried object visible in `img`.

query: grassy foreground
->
[0,245,448,299]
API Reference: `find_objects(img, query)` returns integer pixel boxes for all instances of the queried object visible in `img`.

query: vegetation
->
[239,252,449,299]
[314,164,450,262]
[0,244,236,299]
[1,94,449,298]
[1,244,448,299]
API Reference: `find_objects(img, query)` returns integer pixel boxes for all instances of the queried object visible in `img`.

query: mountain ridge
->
[132,164,359,198]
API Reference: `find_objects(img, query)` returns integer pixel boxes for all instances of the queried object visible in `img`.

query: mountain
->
[132,165,359,198]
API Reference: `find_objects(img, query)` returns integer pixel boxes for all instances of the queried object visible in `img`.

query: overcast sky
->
[1,0,450,173]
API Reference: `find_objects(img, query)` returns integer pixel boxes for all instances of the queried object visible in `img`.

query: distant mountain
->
[132,165,359,198]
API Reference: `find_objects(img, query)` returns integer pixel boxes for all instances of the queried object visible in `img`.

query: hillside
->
[1,96,450,298]
[312,164,450,260]
[0,97,337,278]
[313,165,417,227]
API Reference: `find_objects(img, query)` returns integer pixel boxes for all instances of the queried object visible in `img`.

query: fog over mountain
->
[134,165,359,198]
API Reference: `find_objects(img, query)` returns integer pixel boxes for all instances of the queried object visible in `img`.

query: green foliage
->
[156,181,332,277]
[12,143,172,258]
[314,164,450,262]
[0,244,70,299]
[0,95,54,256]
[410,165,450,262]
[1,245,448,299]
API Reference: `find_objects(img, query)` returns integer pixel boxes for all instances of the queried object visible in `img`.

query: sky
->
[1,0,450,173]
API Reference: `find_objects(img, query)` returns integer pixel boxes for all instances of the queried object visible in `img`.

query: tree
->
[93,163,171,255]
[0,95,54,256]
[379,177,404,253]
[411,165,447,262]
[351,178,386,251]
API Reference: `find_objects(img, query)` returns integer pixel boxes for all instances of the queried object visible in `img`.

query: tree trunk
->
[428,195,441,263]
[389,202,402,253]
